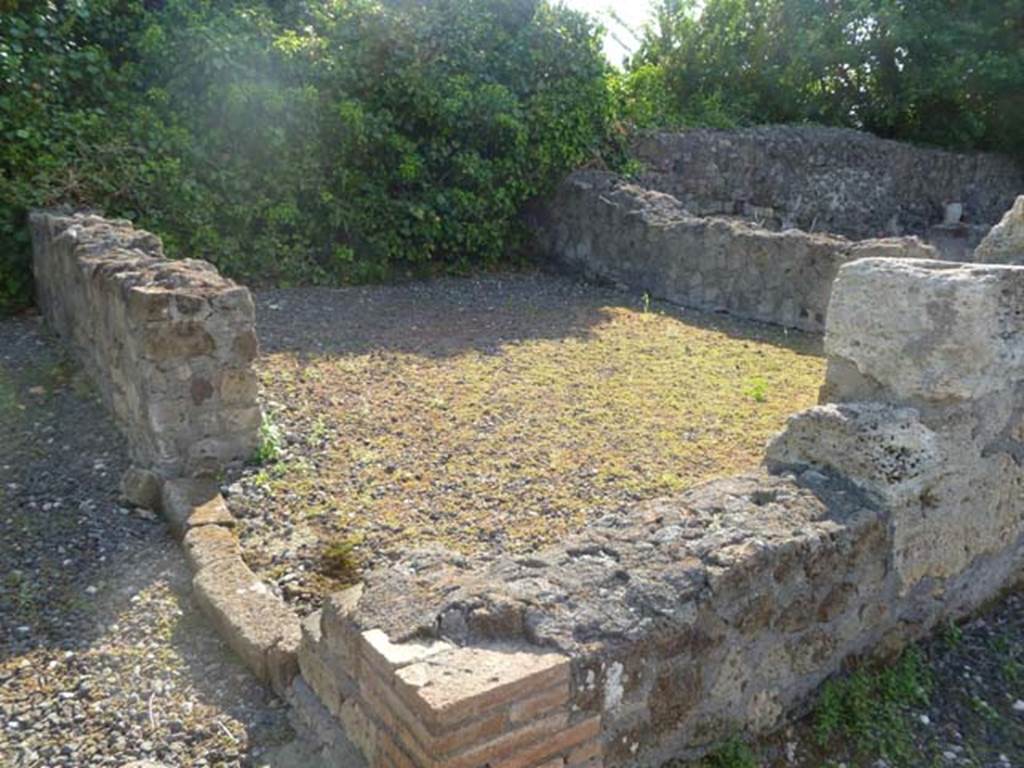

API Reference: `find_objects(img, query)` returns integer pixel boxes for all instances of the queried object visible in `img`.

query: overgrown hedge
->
[3,0,1022,315]
[624,0,1024,149]
[0,0,614,313]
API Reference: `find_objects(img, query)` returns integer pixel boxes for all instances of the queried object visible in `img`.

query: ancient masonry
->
[290,257,1024,767]
[27,127,1024,768]
[30,212,262,478]
[532,125,1024,332]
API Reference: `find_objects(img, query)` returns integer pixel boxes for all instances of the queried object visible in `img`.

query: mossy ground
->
[235,276,825,592]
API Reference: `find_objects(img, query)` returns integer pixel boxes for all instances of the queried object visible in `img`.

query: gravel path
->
[0,315,293,768]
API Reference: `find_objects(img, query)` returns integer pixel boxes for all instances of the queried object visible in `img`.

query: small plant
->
[700,736,758,768]
[744,376,769,403]
[939,618,963,649]
[641,292,652,314]
[252,414,283,465]
[814,647,933,766]
[321,535,363,583]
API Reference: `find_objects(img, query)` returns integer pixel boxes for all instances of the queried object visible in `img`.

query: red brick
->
[491,717,601,768]
[509,683,570,724]
[393,646,569,730]
[447,712,571,768]
[360,664,512,761]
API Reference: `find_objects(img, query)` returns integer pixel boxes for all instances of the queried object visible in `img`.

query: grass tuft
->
[814,647,933,766]
[699,736,758,768]
[320,535,363,583]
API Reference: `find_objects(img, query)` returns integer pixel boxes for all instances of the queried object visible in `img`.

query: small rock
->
[120,466,162,511]
[1013,699,1024,712]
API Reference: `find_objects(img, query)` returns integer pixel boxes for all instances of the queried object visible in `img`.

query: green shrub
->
[0,0,614,313]
[625,0,1024,155]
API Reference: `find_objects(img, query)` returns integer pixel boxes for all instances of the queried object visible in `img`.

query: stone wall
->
[30,212,261,477]
[292,258,1024,767]
[633,125,1023,240]
[533,170,935,332]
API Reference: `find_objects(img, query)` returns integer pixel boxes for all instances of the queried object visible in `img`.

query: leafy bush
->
[1,0,613,312]
[624,0,1024,154]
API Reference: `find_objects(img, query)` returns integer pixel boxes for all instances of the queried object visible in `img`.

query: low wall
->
[293,258,1024,767]
[533,170,934,332]
[633,125,1023,239]
[30,212,261,477]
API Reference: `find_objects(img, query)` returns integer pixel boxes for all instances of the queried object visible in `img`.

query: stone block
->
[120,466,162,510]
[533,171,937,333]
[975,195,1024,264]
[29,212,261,477]
[299,610,354,718]
[182,524,242,574]
[766,403,941,505]
[825,258,1024,403]
[192,557,300,686]
[160,478,235,538]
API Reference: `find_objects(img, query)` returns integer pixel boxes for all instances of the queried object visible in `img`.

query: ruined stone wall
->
[292,259,1024,768]
[633,125,1023,240]
[533,170,935,332]
[30,212,261,477]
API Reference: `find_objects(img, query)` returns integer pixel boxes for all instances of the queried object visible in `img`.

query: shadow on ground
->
[0,315,292,767]
[254,271,824,362]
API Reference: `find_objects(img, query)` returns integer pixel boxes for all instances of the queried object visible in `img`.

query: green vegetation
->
[320,535,363,583]
[698,737,758,768]
[622,0,1024,152]
[2,0,1020,314]
[744,376,769,403]
[0,0,613,313]
[814,648,933,766]
[253,413,283,465]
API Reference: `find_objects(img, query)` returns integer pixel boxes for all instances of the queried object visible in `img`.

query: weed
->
[1002,657,1022,684]
[968,695,1002,723]
[939,618,963,649]
[0,373,18,413]
[252,414,283,464]
[320,535,363,583]
[641,292,651,314]
[699,736,757,768]
[814,647,933,766]
[744,376,769,403]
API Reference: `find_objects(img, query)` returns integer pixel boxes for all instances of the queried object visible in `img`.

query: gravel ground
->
[747,591,1024,768]
[3,288,1019,768]
[0,314,294,768]
[226,273,824,611]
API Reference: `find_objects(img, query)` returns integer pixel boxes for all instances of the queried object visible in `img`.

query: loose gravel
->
[0,314,293,768]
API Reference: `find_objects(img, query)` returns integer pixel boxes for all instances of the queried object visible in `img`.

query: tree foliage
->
[623,0,1024,150]
[3,0,1021,314]
[0,0,613,311]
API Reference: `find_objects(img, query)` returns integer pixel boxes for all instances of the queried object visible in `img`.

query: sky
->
[562,0,654,66]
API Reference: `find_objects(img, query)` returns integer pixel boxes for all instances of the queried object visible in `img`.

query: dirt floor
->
[226,273,825,607]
